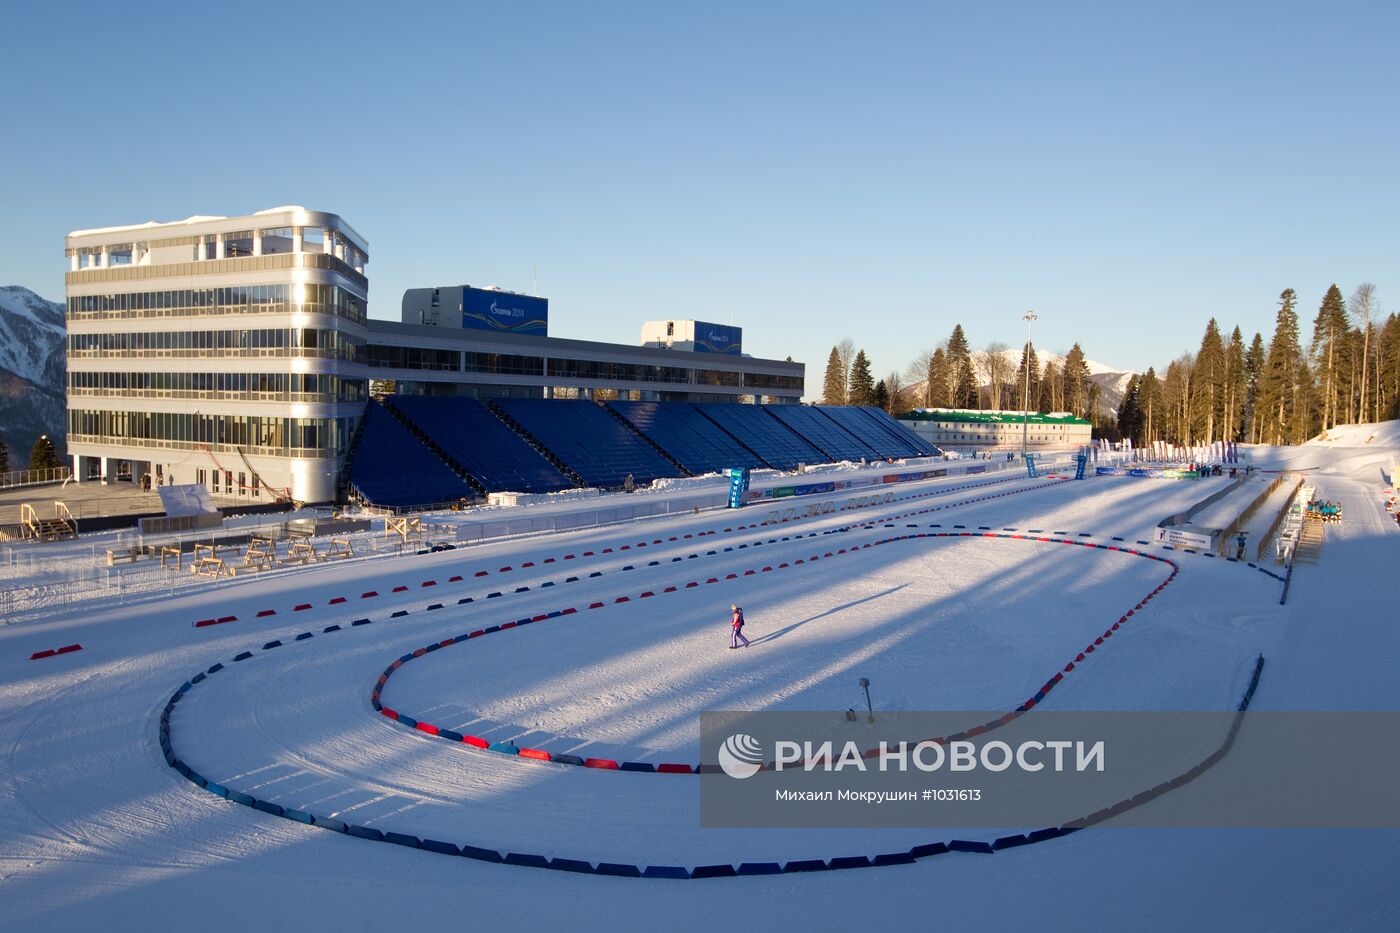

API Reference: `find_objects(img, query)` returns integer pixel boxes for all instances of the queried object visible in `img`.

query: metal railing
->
[0,466,72,490]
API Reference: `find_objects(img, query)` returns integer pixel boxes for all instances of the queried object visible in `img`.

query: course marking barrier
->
[30,643,82,660]
[159,620,1266,879]
[190,472,1044,626]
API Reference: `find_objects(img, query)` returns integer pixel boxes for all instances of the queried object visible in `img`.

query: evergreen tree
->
[1038,360,1060,413]
[1243,332,1266,443]
[1013,343,1041,412]
[925,348,950,408]
[1062,344,1092,419]
[873,379,890,412]
[30,434,60,472]
[1138,368,1161,444]
[848,350,876,406]
[1310,284,1351,430]
[1116,375,1143,443]
[1191,319,1225,444]
[1380,313,1400,420]
[821,347,847,405]
[1259,289,1302,445]
[1292,359,1319,443]
[0,435,9,475]
[946,325,978,408]
[1222,326,1246,442]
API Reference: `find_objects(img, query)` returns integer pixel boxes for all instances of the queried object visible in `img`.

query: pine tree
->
[925,348,950,408]
[1062,344,1092,419]
[1191,319,1225,444]
[1014,343,1041,413]
[0,435,9,475]
[1259,289,1302,445]
[821,347,847,405]
[1243,332,1266,443]
[873,379,890,412]
[947,325,977,409]
[1349,284,1379,423]
[1292,359,1319,443]
[1310,285,1350,430]
[849,350,875,406]
[1380,313,1400,420]
[1222,326,1246,442]
[30,434,60,472]
[1138,368,1161,444]
[1117,375,1143,443]
[1038,361,1060,413]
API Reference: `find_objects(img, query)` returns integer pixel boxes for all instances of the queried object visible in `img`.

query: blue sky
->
[2,1,1397,393]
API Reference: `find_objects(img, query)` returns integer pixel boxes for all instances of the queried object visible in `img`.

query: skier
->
[729,603,750,649]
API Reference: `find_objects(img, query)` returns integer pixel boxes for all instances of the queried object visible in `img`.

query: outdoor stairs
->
[483,401,588,489]
[1294,521,1324,563]
[595,400,694,478]
[380,398,488,501]
[27,516,76,543]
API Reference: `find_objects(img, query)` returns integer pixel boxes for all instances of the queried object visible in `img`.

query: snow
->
[1,432,1398,931]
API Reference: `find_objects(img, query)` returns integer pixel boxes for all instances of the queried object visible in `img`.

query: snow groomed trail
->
[4,444,1398,931]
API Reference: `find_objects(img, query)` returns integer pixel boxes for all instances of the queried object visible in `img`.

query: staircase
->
[1294,520,1324,563]
[484,401,588,488]
[21,502,77,542]
[335,414,371,503]
[379,398,488,500]
[595,400,694,477]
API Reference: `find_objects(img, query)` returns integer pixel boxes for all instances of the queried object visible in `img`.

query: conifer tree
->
[1062,344,1092,419]
[1191,319,1225,444]
[1310,284,1350,430]
[1138,368,1160,443]
[1243,332,1266,443]
[925,348,950,408]
[0,435,9,475]
[873,379,890,412]
[946,325,978,408]
[1222,326,1246,442]
[821,347,847,405]
[849,350,876,407]
[30,435,60,472]
[1117,374,1143,443]
[1259,289,1302,445]
[1014,343,1041,413]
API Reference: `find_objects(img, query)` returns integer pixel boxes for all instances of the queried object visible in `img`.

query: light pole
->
[1021,311,1037,458]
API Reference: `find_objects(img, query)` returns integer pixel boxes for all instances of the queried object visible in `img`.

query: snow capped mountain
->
[0,286,66,461]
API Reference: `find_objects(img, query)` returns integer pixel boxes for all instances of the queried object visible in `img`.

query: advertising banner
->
[1154,526,1216,549]
[461,287,548,336]
[692,321,743,354]
[1097,467,1200,480]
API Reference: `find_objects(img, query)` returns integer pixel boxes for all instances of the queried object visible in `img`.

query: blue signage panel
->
[461,287,548,336]
[693,321,742,355]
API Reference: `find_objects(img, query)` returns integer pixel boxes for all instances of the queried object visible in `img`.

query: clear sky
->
[2,1,1397,394]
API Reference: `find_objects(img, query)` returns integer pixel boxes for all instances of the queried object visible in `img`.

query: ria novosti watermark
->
[699,711,1400,829]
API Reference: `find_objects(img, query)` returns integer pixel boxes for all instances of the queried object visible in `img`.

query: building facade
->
[65,207,370,503]
[898,408,1092,450]
[63,212,806,505]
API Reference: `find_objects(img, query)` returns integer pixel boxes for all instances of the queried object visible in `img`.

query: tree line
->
[820,324,1103,424]
[1116,285,1400,447]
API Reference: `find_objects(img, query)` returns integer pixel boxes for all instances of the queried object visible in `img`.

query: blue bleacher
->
[852,405,942,457]
[607,401,768,474]
[348,401,477,507]
[764,405,881,462]
[694,404,827,471]
[494,399,681,488]
[389,396,573,493]
[814,406,919,459]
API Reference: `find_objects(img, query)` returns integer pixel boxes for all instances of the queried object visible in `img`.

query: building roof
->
[900,408,1090,426]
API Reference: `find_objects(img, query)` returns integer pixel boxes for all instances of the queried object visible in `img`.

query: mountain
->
[902,348,1137,419]
[0,286,66,465]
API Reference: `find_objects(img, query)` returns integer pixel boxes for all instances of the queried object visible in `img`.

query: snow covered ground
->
[1,434,1398,932]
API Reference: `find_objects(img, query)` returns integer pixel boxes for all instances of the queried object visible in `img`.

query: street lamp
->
[1021,311,1038,458]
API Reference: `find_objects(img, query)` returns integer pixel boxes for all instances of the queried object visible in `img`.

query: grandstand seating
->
[851,405,942,457]
[765,405,880,462]
[348,401,477,507]
[815,406,923,459]
[494,399,681,488]
[693,404,826,471]
[607,401,768,474]
[388,396,573,494]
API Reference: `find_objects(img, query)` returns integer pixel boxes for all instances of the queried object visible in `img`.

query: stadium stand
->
[348,401,477,507]
[387,396,574,494]
[765,405,881,462]
[816,406,922,459]
[851,405,942,457]
[694,404,826,471]
[493,399,681,488]
[607,401,769,474]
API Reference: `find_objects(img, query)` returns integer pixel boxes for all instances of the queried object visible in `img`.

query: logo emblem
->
[717,733,764,779]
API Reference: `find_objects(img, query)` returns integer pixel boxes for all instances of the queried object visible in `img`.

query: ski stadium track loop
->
[189,472,1045,628]
[157,475,1284,878]
[370,530,1183,771]
[158,584,1267,878]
